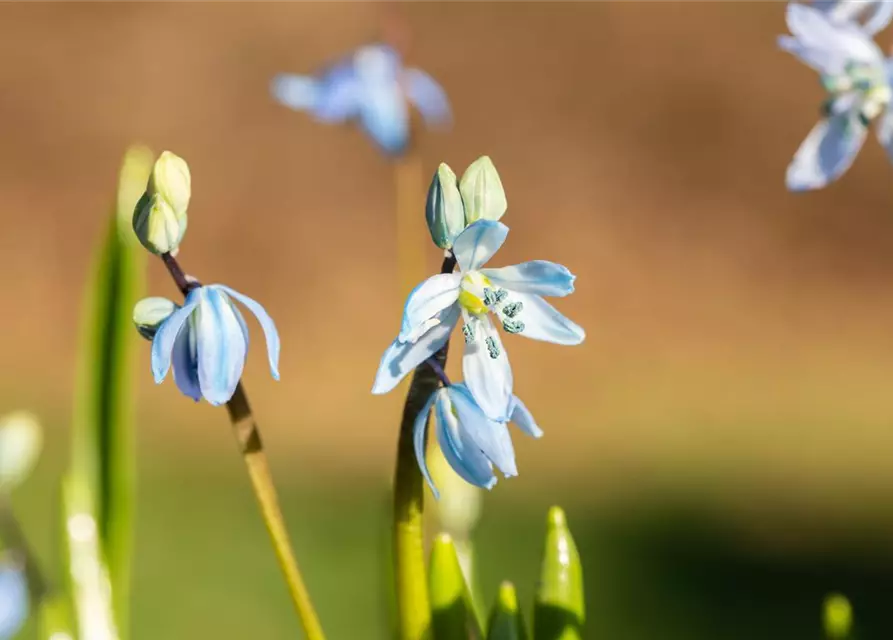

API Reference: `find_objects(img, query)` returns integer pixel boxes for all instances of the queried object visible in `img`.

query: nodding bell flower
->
[150,285,280,406]
[415,384,542,498]
[807,0,893,35]
[132,151,191,255]
[271,43,451,156]
[373,220,584,421]
[0,559,28,640]
[779,3,893,190]
[425,156,507,249]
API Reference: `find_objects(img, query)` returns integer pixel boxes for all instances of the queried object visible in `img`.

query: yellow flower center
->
[457,273,492,316]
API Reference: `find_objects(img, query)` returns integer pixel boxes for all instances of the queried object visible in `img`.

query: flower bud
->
[823,593,852,639]
[534,506,584,639]
[0,411,42,491]
[132,151,191,255]
[133,297,178,341]
[425,163,466,249]
[460,156,507,224]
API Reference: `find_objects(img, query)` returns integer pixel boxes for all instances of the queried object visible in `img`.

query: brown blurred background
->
[4,2,893,637]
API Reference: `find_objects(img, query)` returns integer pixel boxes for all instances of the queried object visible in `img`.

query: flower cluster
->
[131,152,280,407]
[372,157,585,496]
[780,0,893,190]
[271,44,451,156]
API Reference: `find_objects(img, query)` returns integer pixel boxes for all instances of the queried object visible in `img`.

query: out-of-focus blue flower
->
[372,220,584,421]
[151,285,280,406]
[414,383,541,498]
[0,561,28,640]
[271,44,451,156]
[808,0,893,35]
[779,3,893,190]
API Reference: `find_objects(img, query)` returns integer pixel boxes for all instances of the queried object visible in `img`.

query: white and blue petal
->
[372,306,460,395]
[452,220,509,273]
[413,389,441,498]
[402,67,451,125]
[510,292,585,346]
[0,563,28,640]
[449,384,517,477]
[358,90,410,155]
[786,112,868,191]
[434,390,497,495]
[214,285,280,381]
[398,273,462,342]
[151,290,200,383]
[171,318,201,402]
[462,315,513,421]
[480,261,576,298]
[194,288,248,406]
[815,0,893,36]
[861,1,893,35]
[509,394,543,438]
[876,105,893,162]
[785,4,884,73]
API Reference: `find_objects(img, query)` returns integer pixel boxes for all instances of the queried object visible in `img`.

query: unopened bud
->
[460,156,507,224]
[425,163,466,249]
[0,411,42,491]
[132,151,191,255]
[133,297,178,341]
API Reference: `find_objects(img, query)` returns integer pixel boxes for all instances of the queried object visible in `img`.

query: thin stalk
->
[393,253,457,640]
[160,253,325,640]
[0,496,49,604]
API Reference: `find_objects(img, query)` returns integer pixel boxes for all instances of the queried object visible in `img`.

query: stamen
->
[483,287,508,307]
[462,323,475,344]
[502,318,525,334]
[485,336,500,359]
[502,301,523,318]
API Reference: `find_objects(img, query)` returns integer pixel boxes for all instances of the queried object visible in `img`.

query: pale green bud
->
[427,441,482,538]
[133,297,178,341]
[460,155,507,224]
[0,411,43,491]
[425,163,466,249]
[132,151,190,255]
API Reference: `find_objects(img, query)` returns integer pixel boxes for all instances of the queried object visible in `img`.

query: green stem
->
[160,253,325,640]
[226,383,326,640]
[393,254,456,640]
[0,496,49,604]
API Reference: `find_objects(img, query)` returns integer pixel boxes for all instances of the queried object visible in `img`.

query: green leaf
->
[533,507,584,640]
[487,581,529,640]
[69,145,152,639]
[38,591,75,640]
[429,533,478,639]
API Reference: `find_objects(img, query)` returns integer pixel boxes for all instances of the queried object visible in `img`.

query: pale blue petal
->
[777,34,843,74]
[786,113,867,191]
[195,288,247,406]
[509,395,543,438]
[452,220,509,272]
[151,291,200,383]
[359,90,410,155]
[786,4,883,70]
[398,273,461,342]
[314,61,364,122]
[271,74,322,113]
[876,105,893,162]
[213,285,280,381]
[435,390,497,492]
[480,261,576,298]
[0,564,28,640]
[413,390,441,498]
[372,306,460,394]
[462,315,513,421]
[862,1,893,35]
[171,319,201,402]
[449,384,517,477]
[402,67,451,125]
[511,292,585,345]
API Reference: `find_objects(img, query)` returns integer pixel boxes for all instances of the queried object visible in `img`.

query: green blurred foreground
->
[6,439,893,640]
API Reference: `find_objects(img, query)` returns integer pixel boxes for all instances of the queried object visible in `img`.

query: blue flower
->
[779,3,893,190]
[0,562,28,640]
[414,384,542,498]
[151,285,280,406]
[271,43,451,156]
[372,220,584,421]
[808,0,893,35]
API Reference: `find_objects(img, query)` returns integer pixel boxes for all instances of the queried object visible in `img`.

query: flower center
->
[458,273,492,316]
[457,272,527,338]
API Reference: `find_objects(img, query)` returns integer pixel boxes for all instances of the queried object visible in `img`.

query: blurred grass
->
[6,428,893,640]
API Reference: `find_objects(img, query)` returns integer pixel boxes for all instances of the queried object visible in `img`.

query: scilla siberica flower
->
[0,561,27,640]
[779,2,893,190]
[372,220,584,421]
[271,44,451,155]
[416,383,542,498]
[807,0,893,35]
[147,285,280,406]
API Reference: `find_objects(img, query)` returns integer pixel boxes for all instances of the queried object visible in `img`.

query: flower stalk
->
[393,253,456,640]
[159,253,325,640]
